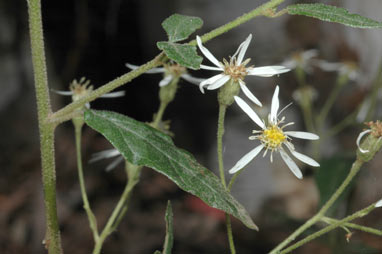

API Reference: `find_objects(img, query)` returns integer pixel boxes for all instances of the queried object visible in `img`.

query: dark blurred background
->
[1,0,382,253]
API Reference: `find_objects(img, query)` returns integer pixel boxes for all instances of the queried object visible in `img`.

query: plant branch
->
[269,159,364,254]
[321,216,382,236]
[27,0,62,253]
[279,203,380,254]
[49,0,286,124]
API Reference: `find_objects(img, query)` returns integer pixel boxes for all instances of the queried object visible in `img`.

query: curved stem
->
[269,159,364,254]
[27,0,62,253]
[279,203,379,254]
[74,121,99,242]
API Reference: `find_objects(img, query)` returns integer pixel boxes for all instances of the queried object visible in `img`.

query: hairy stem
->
[50,52,166,122]
[49,0,285,124]
[217,105,227,186]
[27,0,62,253]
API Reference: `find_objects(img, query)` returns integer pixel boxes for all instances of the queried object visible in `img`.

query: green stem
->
[226,214,236,254]
[27,0,62,253]
[49,0,285,124]
[317,74,348,128]
[191,0,285,45]
[153,101,168,128]
[92,163,140,254]
[50,52,166,122]
[217,105,227,186]
[279,203,379,254]
[321,216,382,236]
[217,104,236,253]
[269,159,364,254]
[74,120,99,242]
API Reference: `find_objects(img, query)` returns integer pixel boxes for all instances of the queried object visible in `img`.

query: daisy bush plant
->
[26,0,382,254]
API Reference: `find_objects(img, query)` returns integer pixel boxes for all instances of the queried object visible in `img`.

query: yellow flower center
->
[262,125,286,149]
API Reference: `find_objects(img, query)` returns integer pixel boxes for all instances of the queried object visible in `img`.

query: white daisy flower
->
[229,86,320,179]
[356,129,372,153]
[314,60,360,81]
[196,34,290,106]
[282,49,318,73]
[126,62,205,87]
[89,148,124,172]
[52,77,125,108]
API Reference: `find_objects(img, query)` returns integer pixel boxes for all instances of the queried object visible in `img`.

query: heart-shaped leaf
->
[162,14,203,42]
[84,110,258,230]
[157,42,202,70]
[288,4,382,29]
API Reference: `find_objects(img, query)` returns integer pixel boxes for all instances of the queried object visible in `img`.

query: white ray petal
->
[100,91,126,98]
[284,131,319,140]
[125,63,165,74]
[247,66,290,77]
[234,96,265,129]
[105,156,124,172]
[200,64,223,71]
[302,49,318,60]
[238,79,262,106]
[199,73,225,93]
[237,34,252,65]
[51,89,73,96]
[280,149,303,179]
[181,73,205,85]
[207,75,230,90]
[89,149,121,163]
[281,60,297,69]
[229,144,264,174]
[289,149,319,167]
[375,199,382,208]
[356,129,371,153]
[270,86,280,124]
[196,36,222,68]
[313,60,342,72]
[159,75,173,87]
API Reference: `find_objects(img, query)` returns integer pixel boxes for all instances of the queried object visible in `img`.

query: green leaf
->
[162,14,203,42]
[315,156,355,213]
[84,110,258,230]
[157,42,202,70]
[162,201,173,254]
[287,3,382,29]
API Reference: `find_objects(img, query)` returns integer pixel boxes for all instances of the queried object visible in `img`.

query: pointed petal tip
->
[375,199,382,208]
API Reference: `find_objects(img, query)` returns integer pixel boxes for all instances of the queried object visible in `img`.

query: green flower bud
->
[217,79,240,107]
